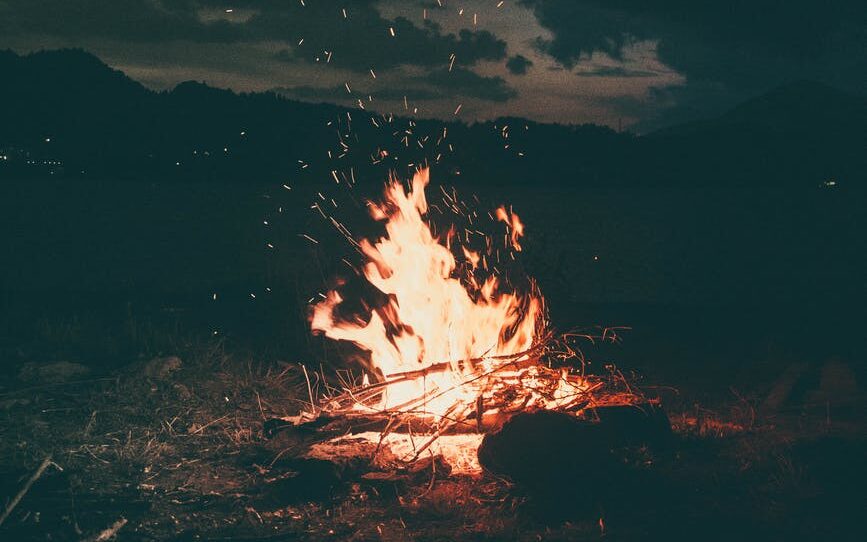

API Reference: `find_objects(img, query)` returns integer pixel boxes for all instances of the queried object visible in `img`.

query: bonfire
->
[272,168,646,475]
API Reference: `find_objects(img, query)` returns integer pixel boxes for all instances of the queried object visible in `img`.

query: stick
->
[0,455,53,527]
[190,415,229,435]
[408,404,470,461]
[385,361,451,380]
[82,517,128,542]
[301,365,316,414]
[383,337,551,381]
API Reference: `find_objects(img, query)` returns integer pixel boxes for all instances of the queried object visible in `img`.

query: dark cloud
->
[272,68,517,103]
[0,0,243,43]
[213,0,507,71]
[0,1,507,72]
[2,0,862,128]
[271,21,506,72]
[273,66,516,104]
[506,54,533,75]
[271,85,440,102]
[417,67,516,102]
[520,0,867,126]
[520,1,867,74]
[519,2,646,65]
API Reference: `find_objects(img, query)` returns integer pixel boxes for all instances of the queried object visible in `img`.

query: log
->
[264,410,513,439]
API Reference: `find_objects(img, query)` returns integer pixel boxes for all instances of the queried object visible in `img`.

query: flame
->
[495,205,524,252]
[311,168,543,415]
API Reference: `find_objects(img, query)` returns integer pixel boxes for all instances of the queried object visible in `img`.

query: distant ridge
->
[652,80,867,139]
[1,49,864,188]
[642,80,867,186]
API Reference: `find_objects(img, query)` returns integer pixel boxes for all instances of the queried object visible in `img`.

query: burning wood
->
[281,168,653,475]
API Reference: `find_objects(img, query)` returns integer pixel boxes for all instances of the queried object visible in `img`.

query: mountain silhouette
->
[653,80,867,137]
[1,49,864,188]
[646,80,867,185]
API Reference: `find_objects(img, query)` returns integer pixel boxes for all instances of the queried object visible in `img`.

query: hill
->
[1,49,865,188]
[0,49,633,190]
[646,80,867,185]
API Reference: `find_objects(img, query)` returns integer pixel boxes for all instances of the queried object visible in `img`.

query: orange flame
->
[311,169,544,415]
[495,205,524,252]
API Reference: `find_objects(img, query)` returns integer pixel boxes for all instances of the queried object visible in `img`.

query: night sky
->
[1,0,865,131]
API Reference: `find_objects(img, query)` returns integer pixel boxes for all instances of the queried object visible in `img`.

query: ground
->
[1,334,864,541]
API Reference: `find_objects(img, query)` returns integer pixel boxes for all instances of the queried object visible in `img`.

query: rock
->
[17,361,90,383]
[172,383,192,399]
[140,356,182,380]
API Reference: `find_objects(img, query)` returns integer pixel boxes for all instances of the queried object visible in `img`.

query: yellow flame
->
[311,169,543,415]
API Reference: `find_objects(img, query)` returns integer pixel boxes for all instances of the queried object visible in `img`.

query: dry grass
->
[1,333,865,541]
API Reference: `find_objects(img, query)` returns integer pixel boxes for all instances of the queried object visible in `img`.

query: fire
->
[311,168,544,416]
[495,205,524,252]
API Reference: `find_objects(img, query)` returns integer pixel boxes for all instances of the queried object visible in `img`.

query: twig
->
[255,392,266,420]
[380,335,552,383]
[82,517,128,542]
[0,455,54,527]
[190,415,230,435]
[408,404,469,461]
[83,410,98,438]
[301,364,316,414]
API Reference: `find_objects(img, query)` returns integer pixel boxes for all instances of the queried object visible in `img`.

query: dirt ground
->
[1,338,865,542]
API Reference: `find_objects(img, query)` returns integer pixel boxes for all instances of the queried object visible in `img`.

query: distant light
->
[225,9,233,13]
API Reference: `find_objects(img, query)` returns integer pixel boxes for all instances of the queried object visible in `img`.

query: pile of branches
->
[269,328,645,462]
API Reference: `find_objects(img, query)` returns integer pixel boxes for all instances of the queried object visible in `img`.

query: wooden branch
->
[0,455,53,527]
[385,361,452,380]
[382,333,552,381]
[82,517,128,542]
